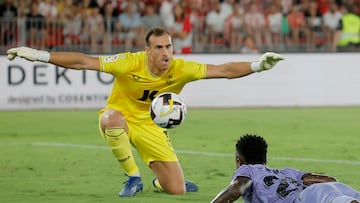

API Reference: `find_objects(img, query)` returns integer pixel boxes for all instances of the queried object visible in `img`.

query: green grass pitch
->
[1,107,360,203]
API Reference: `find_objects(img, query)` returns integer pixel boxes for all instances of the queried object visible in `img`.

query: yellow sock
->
[104,128,139,176]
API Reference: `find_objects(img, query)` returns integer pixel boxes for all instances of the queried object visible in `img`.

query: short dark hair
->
[144,27,171,46]
[236,134,268,164]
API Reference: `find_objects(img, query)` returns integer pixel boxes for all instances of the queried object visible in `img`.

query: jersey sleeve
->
[232,165,252,181]
[98,52,135,76]
[182,60,207,82]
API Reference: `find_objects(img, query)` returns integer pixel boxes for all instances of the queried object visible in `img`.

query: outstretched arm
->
[7,46,100,71]
[210,176,252,203]
[205,52,284,79]
[302,173,337,186]
[49,52,100,71]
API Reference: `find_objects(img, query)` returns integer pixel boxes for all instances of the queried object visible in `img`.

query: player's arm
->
[210,176,252,203]
[7,46,100,71]
[302,173,338,186]
[49,52,100,71]
[205,52,284,79]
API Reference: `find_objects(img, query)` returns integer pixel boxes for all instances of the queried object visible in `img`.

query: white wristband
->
[37,50,50,63]
[250,62,261,72]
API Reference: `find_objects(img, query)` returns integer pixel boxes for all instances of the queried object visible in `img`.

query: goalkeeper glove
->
[7,46,50,63]
[251,52,284,72]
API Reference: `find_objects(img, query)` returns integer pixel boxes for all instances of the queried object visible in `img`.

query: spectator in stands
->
[96,0,106,7]
[281,12,291,46]
[205,0,228,51]
[281,0,293,15]
[266,3,284,49]
[187,0,208,52]
[80,0,92,14]
[169,3,193,54]
[39,0,60,48]
[304,0,323,50]
[56,0,74,28]
[141,4,162,30]
[56,0,74,19]
[118,1,145,51]
[220,0,235,20]
[159,0,175,28]
[225,1,245,52]
[85,2,104,53]
[118,0,145,14]
[354,1,360,16]
[141,0,162,11]
[16,0,28,46]
[62,2,87,47]
[323,0,342,48]
[317,0,331,15]
[287,4,308,45]
[0,0,17,45]
[101,0,119,53]
[240,35,259,53]
[332,4,360,51]
[26,1,47,49]
[39,0,58,19]
[244,2,267,49]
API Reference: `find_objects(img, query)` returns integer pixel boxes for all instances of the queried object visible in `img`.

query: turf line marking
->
[32,142,109,150]
[174,150,360,165]
[31,142,360,165]
[3,142,360,165]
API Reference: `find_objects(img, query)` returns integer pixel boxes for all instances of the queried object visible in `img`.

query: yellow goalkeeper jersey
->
[99,51,207,124]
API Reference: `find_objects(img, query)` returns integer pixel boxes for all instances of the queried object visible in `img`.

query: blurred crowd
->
[0,0,359,54]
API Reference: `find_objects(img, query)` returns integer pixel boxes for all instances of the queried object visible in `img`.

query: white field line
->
[3,141,360,165]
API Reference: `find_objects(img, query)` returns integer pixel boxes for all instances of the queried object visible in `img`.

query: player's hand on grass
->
[251,52,284,72]
[7,46,50,63]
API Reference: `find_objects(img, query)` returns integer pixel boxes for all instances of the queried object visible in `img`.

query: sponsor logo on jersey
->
[166,75,175,84]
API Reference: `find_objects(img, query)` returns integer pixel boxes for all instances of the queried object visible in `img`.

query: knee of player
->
[100,109,127,129]
[164,185,186,195]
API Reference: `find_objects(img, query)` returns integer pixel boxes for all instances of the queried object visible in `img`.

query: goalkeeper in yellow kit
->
[7,27,284,197]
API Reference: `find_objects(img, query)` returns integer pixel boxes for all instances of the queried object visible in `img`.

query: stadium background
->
[0,0,359,54]
[1,0,360,203]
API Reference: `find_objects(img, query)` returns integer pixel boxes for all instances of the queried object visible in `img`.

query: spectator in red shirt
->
[287,4,309,44]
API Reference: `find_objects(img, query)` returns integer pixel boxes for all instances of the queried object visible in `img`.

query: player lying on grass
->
[211,134,360,203]
[7,27,284,198]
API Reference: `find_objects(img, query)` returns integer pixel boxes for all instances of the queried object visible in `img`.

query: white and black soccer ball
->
[150,92,187,129]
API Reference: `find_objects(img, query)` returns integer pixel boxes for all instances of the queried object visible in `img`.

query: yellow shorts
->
[98,110,179,166]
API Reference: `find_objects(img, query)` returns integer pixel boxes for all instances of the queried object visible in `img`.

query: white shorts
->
[295,182,360,203]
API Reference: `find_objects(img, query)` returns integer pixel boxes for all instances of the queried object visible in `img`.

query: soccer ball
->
[150,92,187,129]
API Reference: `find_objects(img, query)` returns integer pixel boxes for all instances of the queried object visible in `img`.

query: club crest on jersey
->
[132,74,140,81]
[103,54,124,63]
